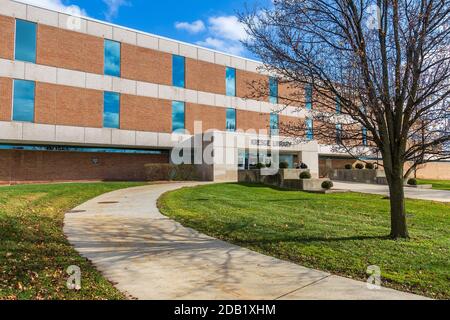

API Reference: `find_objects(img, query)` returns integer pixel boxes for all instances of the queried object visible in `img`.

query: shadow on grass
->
[236,234,391,245]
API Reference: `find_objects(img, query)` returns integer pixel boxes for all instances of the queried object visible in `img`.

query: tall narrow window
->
[13,79,35,122]
[226,67,236,96]
[104,39,121,77]
[172,55,185,88]
[305,84,313,110]
[336,123,343,144]
[336,96,341,114]
[15,19,37,63]
[103,91,120,128]
[226,108,236,132]
[306,118,314,140]
[172,101,185,132]
[362,127,368,146]
[270,113,279,136]
[269,77,278,104]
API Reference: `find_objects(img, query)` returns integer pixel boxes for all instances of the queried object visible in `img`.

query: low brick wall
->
[0,149,169,185]
[330,169,387,185]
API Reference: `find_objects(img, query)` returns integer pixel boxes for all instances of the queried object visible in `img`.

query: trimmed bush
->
[344,164,353,170]
[365,163,375,170]
[322,180,334,190]
[407,178,418,186]
[255,163,265,169]
[300,163,309,169]
[279,161,289,169]
[355,163,364,170]
[300,171,312,179]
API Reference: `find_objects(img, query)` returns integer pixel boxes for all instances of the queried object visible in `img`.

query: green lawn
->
[158,183,450,299]
[0,182,145,300]
[418,179,450,191]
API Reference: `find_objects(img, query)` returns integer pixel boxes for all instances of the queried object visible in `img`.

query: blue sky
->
[20,0,272,59]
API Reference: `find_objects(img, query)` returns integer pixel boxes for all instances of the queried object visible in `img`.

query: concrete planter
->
[283,178,330,191]
[331,169,387,185]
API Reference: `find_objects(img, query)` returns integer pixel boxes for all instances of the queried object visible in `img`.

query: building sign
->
[250,139,293,148]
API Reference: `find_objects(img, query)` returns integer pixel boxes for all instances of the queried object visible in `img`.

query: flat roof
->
[13,0,264,66]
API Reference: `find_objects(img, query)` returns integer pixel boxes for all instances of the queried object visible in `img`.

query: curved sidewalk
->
[64,183,428,300]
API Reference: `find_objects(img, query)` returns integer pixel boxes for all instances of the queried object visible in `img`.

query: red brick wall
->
[236,110,270,132]
[0,15,14,60]
[236,69,268,102]
[120,94,172,132]
[121,43,172,85]
[35,83,103,127]
[185,103,226,133]
[0,77,12,121]
[0,149,169,184]
[37,24,104,74]
[186,58,226,95]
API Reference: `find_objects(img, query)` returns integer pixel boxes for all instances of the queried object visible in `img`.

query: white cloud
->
[196,37,244,56]
[17,0,86,16]
[207,15,248,42]
[175,20,206,34]
[102,0,130,21]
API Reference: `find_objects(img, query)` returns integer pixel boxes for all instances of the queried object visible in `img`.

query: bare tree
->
[240,0,450,239]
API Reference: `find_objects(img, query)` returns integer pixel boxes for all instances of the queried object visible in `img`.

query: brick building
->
[4,0,445,184]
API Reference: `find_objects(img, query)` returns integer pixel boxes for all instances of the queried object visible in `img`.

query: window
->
[269,77,278,104]
[12,79,35,122]
[172,101,185,132]
[226,67,236,96]
[103,91,120,128]
[104,39,121,77]
[362,127,368,146]
[226,108,236,132]
[270,113,279,135]
[172,55,185,88]
[336,123,343,144]
[306,118,314,140]
[15,19,37,63]
[336,96,341,114]
[305,84,313,110]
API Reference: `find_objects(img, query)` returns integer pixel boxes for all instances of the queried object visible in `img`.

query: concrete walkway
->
[333,181,450,202]
[64,183,428,300]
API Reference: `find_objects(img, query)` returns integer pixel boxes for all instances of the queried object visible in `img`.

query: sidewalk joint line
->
[274,275,332,300]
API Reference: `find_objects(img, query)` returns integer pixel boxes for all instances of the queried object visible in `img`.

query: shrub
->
[344,164,353,170]
[279,161,289,169]
[355,163,364,170]
[300,163,309,169]
[365,163,375,170]
[407,178,418,186]
[300,171,312,179]
[322,180,334,190]
[255,163,265,169]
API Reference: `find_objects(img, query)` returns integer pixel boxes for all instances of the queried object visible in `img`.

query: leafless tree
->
[240,0,450,238]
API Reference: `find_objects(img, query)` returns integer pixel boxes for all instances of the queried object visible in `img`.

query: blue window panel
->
[104,39,121,77]
[13,79,35,122]
[226,108,236,132]
[305,84,313,110]
[15,19,37,63]
[226,67,236,97]
[269,77,278,104]
[362,127,368,146]
[103,91,120,128]
[336,96,341,114]
[172,101,185,132]
[270,113,279,135]
[306,118,314,140]
[172,55,185,88]
[0,144,164,155]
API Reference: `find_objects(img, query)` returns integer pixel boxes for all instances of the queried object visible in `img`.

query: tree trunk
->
[387,172,409,239]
